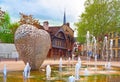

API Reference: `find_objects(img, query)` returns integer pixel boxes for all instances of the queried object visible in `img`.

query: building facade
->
[109,32,120,60]
[46,22,74,59]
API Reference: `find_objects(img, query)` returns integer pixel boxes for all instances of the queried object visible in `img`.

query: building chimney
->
[66,23,69,27]
[43,21,49,30]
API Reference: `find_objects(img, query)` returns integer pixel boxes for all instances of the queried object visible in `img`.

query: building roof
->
[62,23,74,32]
[49,26,62,35]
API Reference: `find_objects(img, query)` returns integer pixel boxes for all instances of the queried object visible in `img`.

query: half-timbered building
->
[46,23,74,59]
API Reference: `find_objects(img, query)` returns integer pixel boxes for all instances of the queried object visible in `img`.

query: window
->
[113,50,115,58]
[57,32,64,39]
[52,39,55,45]
[118,33,120,37]
[113,40,115,47]
[109,33,112,38]
[118,39,120,47]
[114,32,116,37]
[118,50,120,57]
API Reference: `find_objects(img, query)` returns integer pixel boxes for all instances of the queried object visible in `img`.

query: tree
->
[9,22,19,34]
[0,9,19,43]
[0,12,11,33]
[75,0,120,43]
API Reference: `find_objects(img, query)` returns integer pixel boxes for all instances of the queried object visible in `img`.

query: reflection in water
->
[94,75,97,82]
[3,76,6,82]
[23,78,27,82]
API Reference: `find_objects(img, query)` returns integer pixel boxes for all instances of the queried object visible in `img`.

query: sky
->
[0,0,85,36]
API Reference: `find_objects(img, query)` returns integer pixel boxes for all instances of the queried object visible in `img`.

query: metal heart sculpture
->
[14,24,51,70]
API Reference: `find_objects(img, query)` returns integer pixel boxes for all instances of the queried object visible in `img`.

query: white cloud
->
[0,0,85,29]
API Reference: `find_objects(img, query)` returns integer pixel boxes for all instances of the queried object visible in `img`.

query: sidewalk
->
[0,60,25,72]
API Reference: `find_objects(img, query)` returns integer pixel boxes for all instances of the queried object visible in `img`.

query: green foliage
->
[0,32,14,43]
[75,0,120,43]
[0,12,10,30]
[0,12,19,43]
[9,22,20,34]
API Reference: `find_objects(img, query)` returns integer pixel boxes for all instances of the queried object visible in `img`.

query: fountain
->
[0,61,120,82]
[95,55,97,70]
[86,31,90,67]
[67,57,71,71]
[75,62,81,80]
[78,56,81,65]
[105,61,111,70]
[3,64,7,82]
[59,57,62,72]
[3,64,7,78]
[92,36,97,70]
[102,37,113,70]
[78,56,81,70]
[46,65,51,80]
[86,31,93,68]
[68,57,71,64]
[104,39,113,70]
[102,36,109,69]
[84,68,89,76]
[102,36,108,61]
[110,39,113,62]
[23,62,31,79]
[68,75,75,82]
[107,62,111,70]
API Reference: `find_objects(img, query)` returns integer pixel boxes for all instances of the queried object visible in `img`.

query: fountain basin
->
[0,64,120,82]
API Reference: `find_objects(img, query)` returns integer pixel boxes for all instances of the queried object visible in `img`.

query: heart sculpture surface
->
[14,24,51,70]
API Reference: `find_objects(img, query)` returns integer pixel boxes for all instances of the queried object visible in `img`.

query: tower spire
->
[63,10,66,25]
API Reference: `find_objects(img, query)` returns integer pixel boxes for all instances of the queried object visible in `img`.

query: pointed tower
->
[63,10,66,25]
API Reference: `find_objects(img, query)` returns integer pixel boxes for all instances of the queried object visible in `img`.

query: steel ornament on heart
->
[14,24,51,70]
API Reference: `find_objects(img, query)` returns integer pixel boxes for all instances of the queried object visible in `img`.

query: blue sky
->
[0,0,85,32]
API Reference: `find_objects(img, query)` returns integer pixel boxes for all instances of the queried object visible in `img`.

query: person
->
[15,54,19,61]
[15,57,18,61]
[88,51,92,57]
